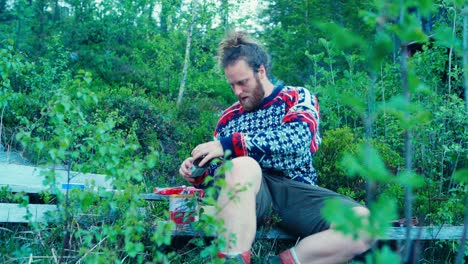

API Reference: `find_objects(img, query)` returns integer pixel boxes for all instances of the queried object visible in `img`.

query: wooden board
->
[174,225,467,241]
[0,203,57,223]
[383,225,467,240]
[1,201,465,241]
[0,164,113,194]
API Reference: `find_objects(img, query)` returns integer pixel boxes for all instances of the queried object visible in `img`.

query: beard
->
[240,75,265,112]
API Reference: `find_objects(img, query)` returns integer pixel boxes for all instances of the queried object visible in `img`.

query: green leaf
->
[368,196,398,238]
[341,144,393,182]
[314,22,365,51]
[146,152,158,169]
[322,198,365,239]
[369,31,394,70]
[454,169,468,184]
[338,92,367,114]
[364,245,402,264]
[433,26,461,52]
[415,0,436,17]
[124,241,144,257]
[391,14,429,44]
[395,171,425,188]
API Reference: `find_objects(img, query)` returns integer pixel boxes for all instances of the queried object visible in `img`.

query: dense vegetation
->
[0,0,467,263]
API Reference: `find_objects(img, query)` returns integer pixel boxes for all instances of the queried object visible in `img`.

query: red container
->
[154,186,204,225]
[169,194,197,224]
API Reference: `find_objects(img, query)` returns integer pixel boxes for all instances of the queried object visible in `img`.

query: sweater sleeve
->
[218,132,248,157]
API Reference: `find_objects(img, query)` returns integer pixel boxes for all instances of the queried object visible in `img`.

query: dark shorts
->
[255,171,363,238]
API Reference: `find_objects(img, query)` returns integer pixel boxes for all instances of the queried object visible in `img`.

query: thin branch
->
[51,248,59,264]
[399,3,415,259]
[0,104,5,149]
[448,8,458,94]
[75,236,108,263]
[59,162,73,263]
[401,43,415,264]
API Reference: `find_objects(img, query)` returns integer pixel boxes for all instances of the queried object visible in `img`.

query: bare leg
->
[294,206,372,264]
[216,156,262,253]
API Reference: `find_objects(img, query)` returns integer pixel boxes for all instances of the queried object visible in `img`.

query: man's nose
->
[233,85,243,96]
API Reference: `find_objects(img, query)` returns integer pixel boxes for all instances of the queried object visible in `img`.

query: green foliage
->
[314,127,364,199]
[454,169,468,184]
[322,195,397,240]
[358,245,402,264]
[305,1,466,262]
[261,0,374,84]
[10,71,177,263]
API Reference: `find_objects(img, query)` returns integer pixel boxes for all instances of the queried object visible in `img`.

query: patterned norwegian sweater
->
[214,85,321,185]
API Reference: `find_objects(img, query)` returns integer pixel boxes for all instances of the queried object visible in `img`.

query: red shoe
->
[218,251,251,264]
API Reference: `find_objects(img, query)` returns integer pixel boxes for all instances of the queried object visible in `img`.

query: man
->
[179,30,371,264]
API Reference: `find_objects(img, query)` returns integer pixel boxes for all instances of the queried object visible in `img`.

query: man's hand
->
[179,157,197,184]
[179,140,223,184]
[191,140,223,166]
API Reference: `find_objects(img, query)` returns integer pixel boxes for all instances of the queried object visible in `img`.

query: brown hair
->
[218,31,271,76]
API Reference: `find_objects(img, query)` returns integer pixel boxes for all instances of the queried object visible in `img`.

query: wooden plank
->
[140,193,167,201]
[0,164,113,194]
[1,202,465,241]
[384,226,467,240]
[171,225,468,241]
[0,203,57,223]
[170,224,467,241]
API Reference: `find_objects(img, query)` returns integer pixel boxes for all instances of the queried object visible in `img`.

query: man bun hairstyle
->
[218,30,271,76]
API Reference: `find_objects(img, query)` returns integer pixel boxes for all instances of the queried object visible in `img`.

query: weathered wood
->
[384,226,468,240]
[139,193,167,201]
[0,164,113,194]
[1,202,465,241]
[170,223,467,240]
[0,203,57,223]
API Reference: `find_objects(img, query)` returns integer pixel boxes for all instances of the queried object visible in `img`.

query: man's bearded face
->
[225,60,265,112]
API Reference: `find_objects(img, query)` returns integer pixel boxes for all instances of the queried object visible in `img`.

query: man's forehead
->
[225,61,254,80]
[225,59,252,71]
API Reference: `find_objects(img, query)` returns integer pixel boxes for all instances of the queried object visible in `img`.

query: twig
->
[175,246,199,257]
[0,227,13,233]
[75,235,108,263]
[59,161,73,263]
[52,248,59,263]
[0,104,5,148]
[5,255,75,264]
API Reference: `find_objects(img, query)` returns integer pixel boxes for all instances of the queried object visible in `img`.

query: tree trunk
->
[176,0,197,107]
[448,8,457,94]
[160,0,170,34]
[220,0,229,29]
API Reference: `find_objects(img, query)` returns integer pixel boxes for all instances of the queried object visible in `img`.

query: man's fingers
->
[179,157,198,182]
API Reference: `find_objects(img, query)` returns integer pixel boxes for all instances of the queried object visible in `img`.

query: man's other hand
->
[191,140,223,166]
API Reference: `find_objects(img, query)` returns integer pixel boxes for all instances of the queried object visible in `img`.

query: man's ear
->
[258,65,266,79]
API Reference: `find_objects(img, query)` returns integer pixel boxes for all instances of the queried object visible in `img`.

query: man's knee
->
[224,157,262,191]
[352,206,373,253]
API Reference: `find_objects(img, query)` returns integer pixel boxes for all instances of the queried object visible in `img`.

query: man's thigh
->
[264,173,362,238]
[255,175,273,222]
